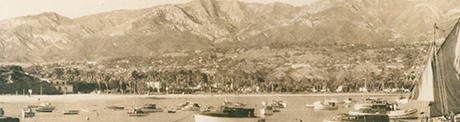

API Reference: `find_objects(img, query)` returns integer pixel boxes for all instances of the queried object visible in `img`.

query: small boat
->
[353,98,387,110]
[343,98,353,104]
[260,106,274,116]
[177,101,200,111]
[22,107,35,118]
[270,100,287,108]
[136,104,163,113]
[223,100,246,107]
[0,108,20,122]
[0,117,20,122]
[1,108,4,116]
[306,104,315,108]
[324,113,389,122]
[26,105,39,108]
[386,108,417,119]
[127,109,147,117]
[106,105,125,110]
[195,106,261,122]
[350,101,418,119]
[353,103,372,110]
[313,100,339,110]
[395,96,409,104]
[36,103,55,112]
[167,110,176,113]
[64,110,80,115]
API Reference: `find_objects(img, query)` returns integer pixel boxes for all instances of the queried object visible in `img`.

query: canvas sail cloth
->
[413,20,460,117]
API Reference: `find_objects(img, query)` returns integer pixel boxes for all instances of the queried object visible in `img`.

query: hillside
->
[1,0,460,63]
[3,0,460,93]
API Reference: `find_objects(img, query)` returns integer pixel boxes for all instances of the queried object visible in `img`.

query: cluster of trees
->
[23,62,415,94]
[0,65,60,94]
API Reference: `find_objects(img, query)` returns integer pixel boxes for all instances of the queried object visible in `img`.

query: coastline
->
[0,93,407,103]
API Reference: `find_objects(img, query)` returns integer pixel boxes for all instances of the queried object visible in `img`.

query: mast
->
[411,19,460,117]
[430,19,460,117]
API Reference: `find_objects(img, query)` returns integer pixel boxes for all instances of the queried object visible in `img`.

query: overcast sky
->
[0,0,316,20]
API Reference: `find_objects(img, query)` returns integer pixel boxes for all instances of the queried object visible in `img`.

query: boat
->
[323,113,389,122]
[270,100,287,108]
[408,20,460,121]
[350,100,418,119]
[260,105,274,116]
[195,106,262,122]
[305,103,315,108]
[176,101,200,111]
[0,117,20,122]
[136,104,163,113]
[386,109,417,119]
[353,103,372,111]
[106,105,124,110]
[343,98,353,104]
[353,98,387,110]
[0,108,20,122]
[127,109,147,117]
[312,100,339,110]
[64,110,80,115]
[36,102,55,112]
[395,96,409,104]
[22,107,35,118]
[167,110,176,113]
[223,100,246,107]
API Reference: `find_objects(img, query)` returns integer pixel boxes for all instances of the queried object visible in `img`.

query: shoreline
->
[0,93,407,103]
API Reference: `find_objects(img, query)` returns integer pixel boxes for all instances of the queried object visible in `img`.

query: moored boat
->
[270,100,287,108]
[350,101,417,119]
[260,106,274,116]
[106,105,124,110]
[177,101,200,111]
[64,110,80,115]
[0,108,20,122]
[136,104,163,113]
[36,103,55,112]
[313,100,339,110]
[395,96,409,104]
[386,108,417,119]
[323,113,389,122]
[22,107,35,118]
[127,109,147,117]
[195,106,261,122]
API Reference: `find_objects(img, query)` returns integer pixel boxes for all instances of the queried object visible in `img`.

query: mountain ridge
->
[1,0,460,63]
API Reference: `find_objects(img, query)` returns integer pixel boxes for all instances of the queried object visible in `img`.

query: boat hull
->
[194,114,261,122]
[387,109,417,119]
[0,117,19,122]
[139,108,163,113]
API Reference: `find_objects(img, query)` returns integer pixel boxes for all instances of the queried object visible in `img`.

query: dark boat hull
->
[194,114,260,122]
[0,117,19,122]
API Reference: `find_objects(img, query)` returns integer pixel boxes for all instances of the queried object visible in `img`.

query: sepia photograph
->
[0,0,460,122]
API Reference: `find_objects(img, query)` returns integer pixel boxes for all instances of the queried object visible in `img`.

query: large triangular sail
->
[413,20,460,117]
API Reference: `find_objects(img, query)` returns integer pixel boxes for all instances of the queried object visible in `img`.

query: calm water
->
[0,94,416,122]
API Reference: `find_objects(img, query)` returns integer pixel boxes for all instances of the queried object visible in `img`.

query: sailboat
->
[410,19,460,121]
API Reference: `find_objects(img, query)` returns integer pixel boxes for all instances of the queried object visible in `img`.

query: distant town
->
[1,41,425,95]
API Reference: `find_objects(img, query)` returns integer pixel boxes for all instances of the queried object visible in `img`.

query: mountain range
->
[1,0,460,63]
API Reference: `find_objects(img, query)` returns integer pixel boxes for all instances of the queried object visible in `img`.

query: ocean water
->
[0,94,418,122]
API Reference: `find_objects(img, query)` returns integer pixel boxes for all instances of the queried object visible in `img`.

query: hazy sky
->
[0,0,316,20]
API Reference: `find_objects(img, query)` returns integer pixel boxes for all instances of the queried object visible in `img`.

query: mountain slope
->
[1,0,460,63]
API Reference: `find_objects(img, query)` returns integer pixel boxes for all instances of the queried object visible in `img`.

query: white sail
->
[412,20,460,117]
[417,57,434,102]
